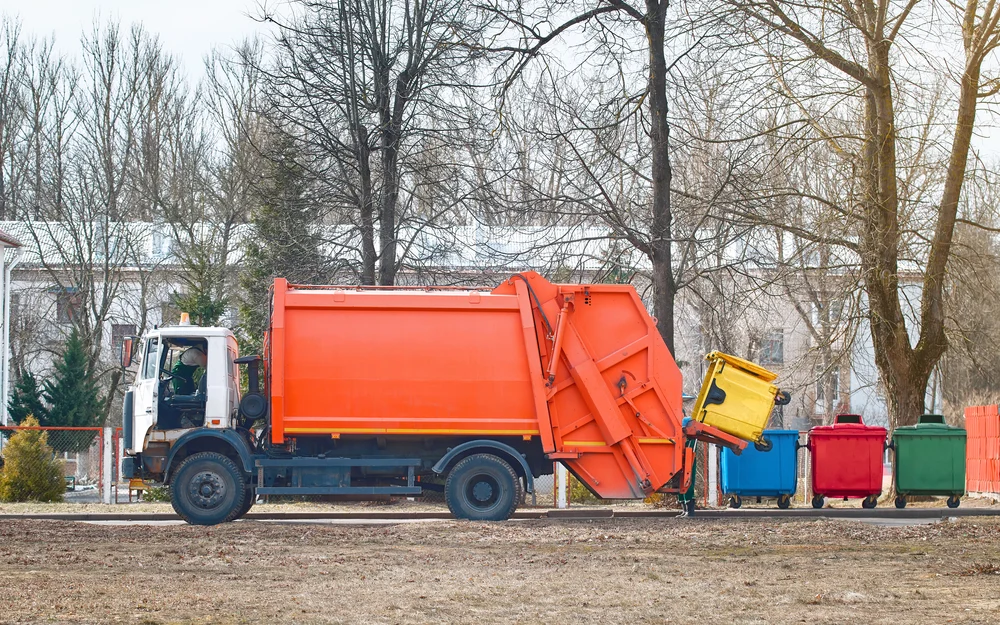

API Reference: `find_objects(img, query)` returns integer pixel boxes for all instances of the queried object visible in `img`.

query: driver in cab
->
[171,347,206,396]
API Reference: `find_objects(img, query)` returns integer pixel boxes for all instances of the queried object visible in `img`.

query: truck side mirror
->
[120,337,134,369]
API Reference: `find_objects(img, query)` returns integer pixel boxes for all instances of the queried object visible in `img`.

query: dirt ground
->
[1,517,999,624]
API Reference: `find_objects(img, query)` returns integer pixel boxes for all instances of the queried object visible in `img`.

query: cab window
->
[141,338,159,379]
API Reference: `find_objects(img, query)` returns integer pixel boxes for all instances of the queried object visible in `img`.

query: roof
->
[0,220,629,272]
[0,228,22,248]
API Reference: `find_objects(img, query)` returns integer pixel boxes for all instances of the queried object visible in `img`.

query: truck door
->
[130,337,160,450]
[227,341,241,423]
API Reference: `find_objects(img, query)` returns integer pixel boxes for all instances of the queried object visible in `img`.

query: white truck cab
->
[122,326,242,463]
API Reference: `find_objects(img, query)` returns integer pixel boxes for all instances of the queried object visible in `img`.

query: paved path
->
[3,506,997,524]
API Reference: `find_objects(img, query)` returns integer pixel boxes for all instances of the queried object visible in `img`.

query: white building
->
[0,220,902,430]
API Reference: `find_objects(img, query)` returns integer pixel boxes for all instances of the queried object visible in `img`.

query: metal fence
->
[0,426,113,503]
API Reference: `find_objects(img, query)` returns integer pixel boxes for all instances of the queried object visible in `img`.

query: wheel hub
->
[472,480,494,502]
[189,471,226,509]
[464,473,501,510]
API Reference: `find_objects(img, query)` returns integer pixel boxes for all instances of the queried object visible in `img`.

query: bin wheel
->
[894,495,906,509]
[729,495,742,509]
[777,494,791,509]
[862,495,878,509]
[754,438,773,453]
[774,391,792,406]
[811,495,824,509]
[947,496,961,509]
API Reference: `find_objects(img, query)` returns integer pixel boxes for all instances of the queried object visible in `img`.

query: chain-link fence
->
[0,428,755,509]
[0,426,109,503]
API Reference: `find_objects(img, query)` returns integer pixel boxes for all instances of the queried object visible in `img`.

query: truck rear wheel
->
[445,453,520,521]
[170,452,247,526]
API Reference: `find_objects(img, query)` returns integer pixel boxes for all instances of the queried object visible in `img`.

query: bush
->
[142,485,170,502]
[0,416,65,502]
[569,475,607,505]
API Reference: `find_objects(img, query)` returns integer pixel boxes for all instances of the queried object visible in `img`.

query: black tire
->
[754,438,773,453]
[947,495,961,509]
[170,452,247,526]
[811,495,824,509]
[729,495,742,509]
[895,495,907,509]
[233,487,255,520]
[862,495,877,509]
[777,494,791,509]
[445,454,520,521]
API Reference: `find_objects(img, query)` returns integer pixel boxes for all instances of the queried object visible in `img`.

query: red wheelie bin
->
[807,414,887,508]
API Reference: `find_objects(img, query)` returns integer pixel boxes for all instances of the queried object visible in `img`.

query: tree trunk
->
[859,38,920,429]
[356,124,377,285]
[862,39,981,429]
[379,123,399,286]
[645,0,675,354]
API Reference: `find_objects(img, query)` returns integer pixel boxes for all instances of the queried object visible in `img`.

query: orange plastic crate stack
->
[965,404,1000,495]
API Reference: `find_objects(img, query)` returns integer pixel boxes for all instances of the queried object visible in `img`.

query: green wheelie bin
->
[892,414,966,509]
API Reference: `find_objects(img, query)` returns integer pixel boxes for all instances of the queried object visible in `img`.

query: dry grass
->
[1,516,999,623]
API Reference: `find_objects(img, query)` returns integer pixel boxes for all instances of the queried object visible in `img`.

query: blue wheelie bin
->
[720,429,800,509]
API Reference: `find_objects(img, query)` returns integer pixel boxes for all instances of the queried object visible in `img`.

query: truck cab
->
[121,325,245,488]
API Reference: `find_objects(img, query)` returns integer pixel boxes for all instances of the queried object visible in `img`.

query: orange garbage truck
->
[118,271,787,525]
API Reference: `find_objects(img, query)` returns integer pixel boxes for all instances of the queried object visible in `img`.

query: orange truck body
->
[267,271,694,498]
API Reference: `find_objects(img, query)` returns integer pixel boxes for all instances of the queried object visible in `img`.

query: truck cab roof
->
[149,326,235,339]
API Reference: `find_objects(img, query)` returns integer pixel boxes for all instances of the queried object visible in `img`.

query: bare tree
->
[481,0,693,352]
[712,0,1000,427]
[0,17,27,221]
[255,0,489,285]
[13,22,165,416]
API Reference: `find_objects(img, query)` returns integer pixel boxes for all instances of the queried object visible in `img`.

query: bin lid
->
[893,414,966,435]
[810,414,887,435]
[705,351,778,383]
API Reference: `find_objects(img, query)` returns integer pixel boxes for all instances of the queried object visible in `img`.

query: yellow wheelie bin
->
[691,351,790,450]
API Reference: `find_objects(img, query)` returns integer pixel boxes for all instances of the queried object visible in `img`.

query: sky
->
[4,0,1000,158]
[2,0,268,82]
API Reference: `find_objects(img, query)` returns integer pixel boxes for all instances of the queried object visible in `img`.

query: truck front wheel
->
[233,487,255,520]
[170,452,247,525]
[445,453,520,521]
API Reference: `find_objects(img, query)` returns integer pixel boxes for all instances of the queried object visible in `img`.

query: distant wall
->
[966,405,1000,500]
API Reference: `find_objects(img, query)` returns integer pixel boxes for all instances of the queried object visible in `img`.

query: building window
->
[56,288,83,324]
[809,298,844,327]
[759,330,784,366]
[151,230,172,258]
[111,323,137,353]
[815,366,840,412]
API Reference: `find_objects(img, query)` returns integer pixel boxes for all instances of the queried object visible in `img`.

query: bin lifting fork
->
[528,281,759,498]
